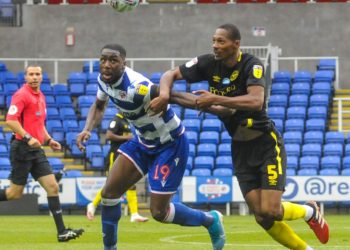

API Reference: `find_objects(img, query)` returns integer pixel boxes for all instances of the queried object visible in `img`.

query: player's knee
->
[6,189,22,200]
[150,207,167,222]
[259,206,283,221]
[254,214,275,230]
[46,181,59,195]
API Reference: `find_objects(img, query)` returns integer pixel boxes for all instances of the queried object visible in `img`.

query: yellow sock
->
[267,221,307,250]
[126,190,138,215]
[282,201,306,221]
[92,189,102,207]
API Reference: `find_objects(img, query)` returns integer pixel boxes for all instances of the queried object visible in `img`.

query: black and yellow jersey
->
[107,113,132,152]
[179,52,275,137]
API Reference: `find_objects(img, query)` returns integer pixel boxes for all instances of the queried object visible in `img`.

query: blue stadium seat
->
[59,107,77,120]
[293,70,312,83]
[186,156,193,170]
[186,131,198,144]
[53,84,70,96]
[268,95,288,108]
[283,131,302,145]
[40,84,53,95]
[0,157,11,170]
[191,168,211,177]
[48,157,64,170]
[345,144,350,156]
[65,132,79,148]
[343,156,350,169]
[100,119,110,132]
[5,132,13,145]
[341,168,350,176]
[184,169,190,176]
[0,170,10,179]
[46,120,63,134]
[285,119,304,132]
[213,168,233,176]
[80,107,90,120]
[46,107,60,120]
[268,107,286,120]
[62,120,79,132]
[189,82,209,92]
[65,170,83,178]
[321,156,341,169]
[173,83,187,92]
[0,95,5,109]
[86,144,103,160]
[317,59,336,71]
[204,112,217,119]
[70,83,85,96]
[149,72,162,83]
[298,168,318,176]
[218,143,231,156]
[289,94,308,107]
[305,119,326,132]
[87,72,99,84]
[85,84,98,95]
[287,156,298,169]
[4,83,18,95]
[197,143,217,157]
[78,95,95,108]
[5,95,12,108]
[299,156,319,169]
[199,131,219,144]
[184,109,199,120]
[309,94,329,107]
[304,131,324,144]
[3,71,18,85]
[45,95,57,108]
[89,132,100,145]
[302,143,322,157]
[285,144,300,157]
[104,107,118,120]
[271,83,290,96]
[325,131,344,144]
[194,156,214,169]
[286,168,296,176]
[307,106,327,119]
[56,96,73,108]
[215,156,233,169]
[171,106,182,119]
[314,70,335,82]
[102,144,110,158]
[201,119,221,132]
[70,144,84,158]
[220,131,231,144]
[83,61,99,73]
[323,143,343,157]
[319,168,339,176]
[67,72,87,85]
[0,145,8,157]
[189,144,195,158]
[312,82,332,95]
[273,119,284,133]
[182,119,201,132]
[287,107,306,120]
[291,82,310,95]
[273,71,291,84]
[91,156,105,170]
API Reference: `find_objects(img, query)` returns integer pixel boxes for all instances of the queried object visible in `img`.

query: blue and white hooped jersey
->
[97,66,185,148]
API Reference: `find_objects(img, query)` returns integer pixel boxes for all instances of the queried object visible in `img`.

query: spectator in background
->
[149,23,329,249]
[0,66,84,242]
[86,112,148,223]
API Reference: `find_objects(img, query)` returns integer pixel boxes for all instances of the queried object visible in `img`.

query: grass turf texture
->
[0,214,349,250]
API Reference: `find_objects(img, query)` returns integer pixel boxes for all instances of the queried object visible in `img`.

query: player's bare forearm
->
[206,105,236,118]
[84,100,106,131]
[170,91,197,109]
[5,120,27,136]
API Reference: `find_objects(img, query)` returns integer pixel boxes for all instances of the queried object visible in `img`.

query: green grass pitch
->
[0,214,349,250]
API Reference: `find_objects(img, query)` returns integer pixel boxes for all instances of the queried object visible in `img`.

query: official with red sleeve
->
[0,66,84,242]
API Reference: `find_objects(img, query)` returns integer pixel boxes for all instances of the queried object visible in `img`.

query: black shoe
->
[58,228,84,242]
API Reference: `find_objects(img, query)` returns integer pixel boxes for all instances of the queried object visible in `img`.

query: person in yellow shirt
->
[86,113,148,222]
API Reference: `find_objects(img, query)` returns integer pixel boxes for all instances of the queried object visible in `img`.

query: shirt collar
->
[24,83,40,95]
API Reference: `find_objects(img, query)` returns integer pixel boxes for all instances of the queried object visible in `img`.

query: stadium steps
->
[329,91,350,131]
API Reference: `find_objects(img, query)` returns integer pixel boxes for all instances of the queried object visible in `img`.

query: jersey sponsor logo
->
[253,65,263,79]
[212,75,221,83]
[8,105,18,115]
[209,85,236,96]
[222,78,230,85]
[185,57,198,68]
[110,120,116,128]
[230,70,239,81]
[136,84,149,96]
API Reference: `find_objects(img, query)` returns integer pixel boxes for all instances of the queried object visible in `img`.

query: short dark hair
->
[101,44,127,58]
[218,23,241,41]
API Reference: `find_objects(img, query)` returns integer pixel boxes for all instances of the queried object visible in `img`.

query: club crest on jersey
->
[230,70,239,81]
[222,78,230,85]
[119,90,127,100]
[185,57,198,68]
[253,65,263,79]
[110,121,116,128]
[8,105,18,115]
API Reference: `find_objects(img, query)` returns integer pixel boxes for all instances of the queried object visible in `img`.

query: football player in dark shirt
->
[150,23,329,249]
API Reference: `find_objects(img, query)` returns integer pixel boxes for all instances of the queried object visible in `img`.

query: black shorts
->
[232,130,287,197]
[9,140,52,185]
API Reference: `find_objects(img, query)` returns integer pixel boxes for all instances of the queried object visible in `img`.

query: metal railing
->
[334,97,350,132]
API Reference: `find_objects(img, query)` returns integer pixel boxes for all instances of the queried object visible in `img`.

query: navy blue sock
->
[102,203,121,247]
[171,203,213,228]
